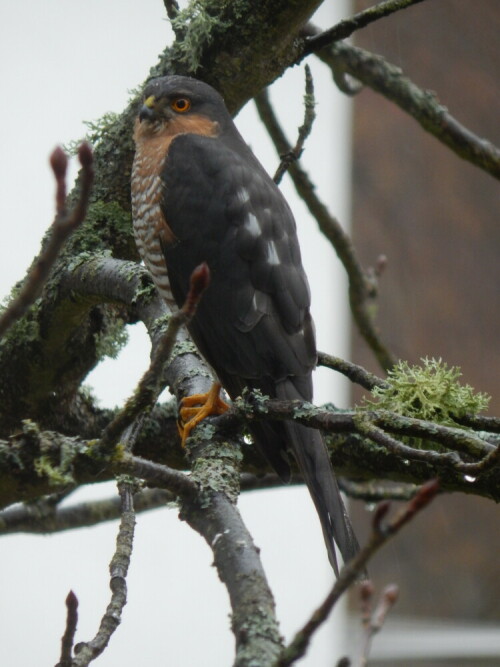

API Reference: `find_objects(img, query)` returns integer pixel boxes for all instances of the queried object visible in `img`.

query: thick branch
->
[0,488,172,535]
[1,390,500,512]
[98,263,210,455]
[182,493,283,665]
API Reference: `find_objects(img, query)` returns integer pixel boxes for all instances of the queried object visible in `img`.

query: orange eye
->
[171,98,191,113]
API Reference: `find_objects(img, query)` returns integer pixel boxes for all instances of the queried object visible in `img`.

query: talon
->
[178,382,230,446]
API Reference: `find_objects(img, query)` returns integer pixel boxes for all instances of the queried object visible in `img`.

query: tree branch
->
[273,65,316,185]
[310,39,500,181]
[0,488,172,536]
[302,0,426,55]
[56,591,79,667]
[0,144,94,339]
[98,263,210,455]
[318,351,387,391]
[182,492,283,665]
[71,481,136,666]
[356,582,399,666]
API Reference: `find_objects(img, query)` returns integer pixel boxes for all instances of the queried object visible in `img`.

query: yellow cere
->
[144,95,156,109]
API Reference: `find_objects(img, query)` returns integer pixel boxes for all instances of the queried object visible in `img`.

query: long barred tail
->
[276,382,359,575]
[284,420,359,574]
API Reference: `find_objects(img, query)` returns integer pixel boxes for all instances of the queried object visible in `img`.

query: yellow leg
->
[178,382,230,446]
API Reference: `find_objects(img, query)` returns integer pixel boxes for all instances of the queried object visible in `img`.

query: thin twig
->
[116,454,198,499]
[72,481,136,666]
[55,590,79,667]
[311,39,500,181]
[357,582,399,666]
[275,480,439,666]
[456,441,500,476]
[0,144,94,339]
[355,413,496,472]
[302,0,426,55]
[98,262,210,453]
[339,479,419,502]
[255,89,395,371]
[274,65,316,185]
[318,351,387,391]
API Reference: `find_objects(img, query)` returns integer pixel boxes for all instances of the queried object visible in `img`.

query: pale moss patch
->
[170,0,231,71]
[363,357,490,426]
[65,112,120,154]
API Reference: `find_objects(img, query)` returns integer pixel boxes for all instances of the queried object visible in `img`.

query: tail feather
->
[276,381,359,574]
[283,419,359,574]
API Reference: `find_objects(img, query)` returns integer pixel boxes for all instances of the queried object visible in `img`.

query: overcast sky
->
[0,2,354,665]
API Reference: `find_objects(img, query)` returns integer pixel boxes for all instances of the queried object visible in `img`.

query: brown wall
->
[350,0,500,623]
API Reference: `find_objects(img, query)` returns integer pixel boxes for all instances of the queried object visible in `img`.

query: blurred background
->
[350,1,500,665]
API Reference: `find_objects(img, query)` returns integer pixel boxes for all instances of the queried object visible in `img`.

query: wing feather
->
[160,133,316,388]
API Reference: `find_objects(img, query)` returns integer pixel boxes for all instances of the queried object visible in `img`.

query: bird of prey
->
[131,75,358,573]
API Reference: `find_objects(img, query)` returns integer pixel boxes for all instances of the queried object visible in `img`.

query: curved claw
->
[178,382,230,446]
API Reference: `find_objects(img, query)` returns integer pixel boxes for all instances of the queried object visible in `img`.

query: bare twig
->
[275,480,439,666]
[339,479,419,502]
[72,481,136,666]
[274,65,316,184]
[255,89,395,371]
[116,454,198,499]
[98,262,210,453]
[456,441,500,476]
[55,590,79,667]
[357,582,399,666]
[0,144,94,339]
[354,413,496,473]
[302,0,426,55]
[317,351,387,391]
[311,39,500,181]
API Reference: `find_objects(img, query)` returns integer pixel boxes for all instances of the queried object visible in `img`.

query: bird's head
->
[136,75,231,138]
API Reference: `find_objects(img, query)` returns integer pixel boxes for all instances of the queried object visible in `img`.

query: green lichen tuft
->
[172,340,199,357]
[64,112,121,155]
[293,401,315,419]
[169,0,231,72]
[34,456,74,486]
[65,200,134,257]
[364,357,490,426]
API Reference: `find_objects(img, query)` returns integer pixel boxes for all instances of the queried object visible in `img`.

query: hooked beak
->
[139,95,157,122]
